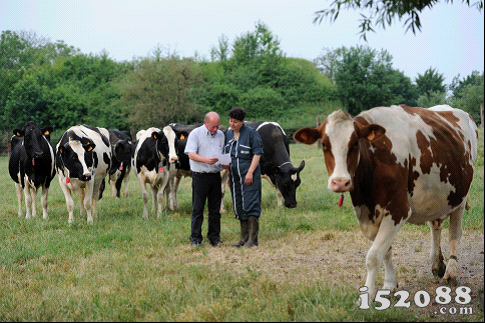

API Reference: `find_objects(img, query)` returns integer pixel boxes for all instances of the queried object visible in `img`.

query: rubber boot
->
[245,216,259,248]
[232,220,249,247]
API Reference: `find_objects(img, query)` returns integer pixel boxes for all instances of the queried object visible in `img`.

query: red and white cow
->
[294,104,478,299]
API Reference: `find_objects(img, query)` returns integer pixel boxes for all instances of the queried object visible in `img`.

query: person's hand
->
[221,164,230,169]
[244,171,253,186]
[206,157,219,165]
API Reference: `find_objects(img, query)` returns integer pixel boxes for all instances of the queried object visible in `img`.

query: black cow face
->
[152,131,169,162]
[13,121,53,161]
[58,139,96,182]
[273,160,305,208]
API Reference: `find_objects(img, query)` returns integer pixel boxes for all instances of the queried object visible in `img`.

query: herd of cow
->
[7,104,479,300]
[8,120,305,223]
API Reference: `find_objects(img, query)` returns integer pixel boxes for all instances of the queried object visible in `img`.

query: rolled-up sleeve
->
[251,130,264,155]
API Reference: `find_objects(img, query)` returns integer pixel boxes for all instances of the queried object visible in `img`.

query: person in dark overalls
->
[224,107,264,247]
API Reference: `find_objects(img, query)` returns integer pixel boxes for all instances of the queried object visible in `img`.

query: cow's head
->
[173,129,190,170]
[113,138,134,168]
[293,110,385,193]
[13,121,53,161]
[273,160,305,208]
[57,138,96,182]
[151,130,169,166]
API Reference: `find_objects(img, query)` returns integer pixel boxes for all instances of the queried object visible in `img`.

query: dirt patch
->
[197,229,484,321]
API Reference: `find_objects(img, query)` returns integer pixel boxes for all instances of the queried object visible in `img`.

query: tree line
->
[1,23,483,154]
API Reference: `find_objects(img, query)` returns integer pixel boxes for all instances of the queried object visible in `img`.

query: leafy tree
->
[415,67,446,98]
[115,55,205,130]
[314,0,484,40]
[416,90,450,108]
[449,70,484,99]
[451,72,484,124]
[317,45,417,115]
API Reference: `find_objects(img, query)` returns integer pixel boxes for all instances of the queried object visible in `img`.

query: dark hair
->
[228,107,246,121]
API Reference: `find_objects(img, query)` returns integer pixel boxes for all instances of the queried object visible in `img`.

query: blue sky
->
[1,0,484,86]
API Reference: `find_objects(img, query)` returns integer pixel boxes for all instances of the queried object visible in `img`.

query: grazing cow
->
[132,127,172,218]
[99,129,135,199]
[293,105,478,299]
[245,121,305,208]
[8,121,56,219]
[56,125,112,224]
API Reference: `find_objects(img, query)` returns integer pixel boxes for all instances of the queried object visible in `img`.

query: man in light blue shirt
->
[184,112,228,246]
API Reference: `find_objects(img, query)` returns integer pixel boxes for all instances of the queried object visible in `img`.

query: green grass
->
[0,127,483,321]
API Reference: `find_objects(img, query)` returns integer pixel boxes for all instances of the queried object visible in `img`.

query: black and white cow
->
[132,127,172,218]
[245,121,305,208]
[56,125,111,224]
[164,123,199,210]
[99,129,135,199]
[8,121,56,219]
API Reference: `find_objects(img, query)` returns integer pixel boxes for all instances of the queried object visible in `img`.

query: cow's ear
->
[293,127,322,145]
[13,129,23,137]
[297,160,305,172]
[355,123,386,142]
[83,142,96,152]
[42,126,53,136]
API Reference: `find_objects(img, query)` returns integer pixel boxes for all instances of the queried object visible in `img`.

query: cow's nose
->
[81,174,92,181]
[331,179,351,192]
[286,203,297,209]
[170,156,178,164]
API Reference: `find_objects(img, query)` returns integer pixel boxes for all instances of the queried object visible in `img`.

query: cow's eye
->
[70,155,77,160]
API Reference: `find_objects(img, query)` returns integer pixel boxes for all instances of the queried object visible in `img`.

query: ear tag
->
[119,166,124,171]
[32,159,35,166]
[159,167,164,173]
[66,177,70,184]
[338,193,344,207]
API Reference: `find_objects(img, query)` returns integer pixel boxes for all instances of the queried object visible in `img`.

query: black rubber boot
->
[245,216,259,248]
[232,220,249,247]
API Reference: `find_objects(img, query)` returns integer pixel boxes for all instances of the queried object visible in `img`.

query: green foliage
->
[313,0,484,40]
[415,67,446,98]
[451,72,484,124]
[114,55,205,129]
[238,86,287,119]
[317,45,418,115]
[416,90,450,108]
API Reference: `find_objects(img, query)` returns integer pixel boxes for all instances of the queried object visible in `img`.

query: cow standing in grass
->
[99,129,135,199]
[132,127,171,218]
[8,121,56,219]
[294,105,478,300]
[56,125,111,224]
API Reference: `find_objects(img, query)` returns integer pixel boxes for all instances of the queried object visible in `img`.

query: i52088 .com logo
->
[359,286,473,315]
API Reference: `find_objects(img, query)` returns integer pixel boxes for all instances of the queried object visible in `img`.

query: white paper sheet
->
[213,153,231,165]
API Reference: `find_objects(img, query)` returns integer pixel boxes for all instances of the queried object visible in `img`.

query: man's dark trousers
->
[190,172,222,245]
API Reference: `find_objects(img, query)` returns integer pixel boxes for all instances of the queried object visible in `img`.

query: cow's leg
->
[41,184,49,220]
[428,219,446,277]
[382,246,398,291]
[30,185,39,218]
[123,170,130,197]
[79,188,85,216]
[137,175,150,218]
[24,183,33,219]
[276,187,283,206]
[220,170,228,214]
[114,175,123,198]
[443,207,464,284]
[163,180,171,211]
[156,186,164,218]
[365,215,404,299]
[172,175,183,210]
[15,183,23,217]
[91,181,100,220]
[110,177,117,198]
[59,178,75,223]
[83,183,94,224]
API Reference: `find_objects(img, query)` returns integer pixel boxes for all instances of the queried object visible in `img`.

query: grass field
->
[0,127,483,322]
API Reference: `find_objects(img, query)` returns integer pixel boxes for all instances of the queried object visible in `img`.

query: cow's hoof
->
[432,266,446,278]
